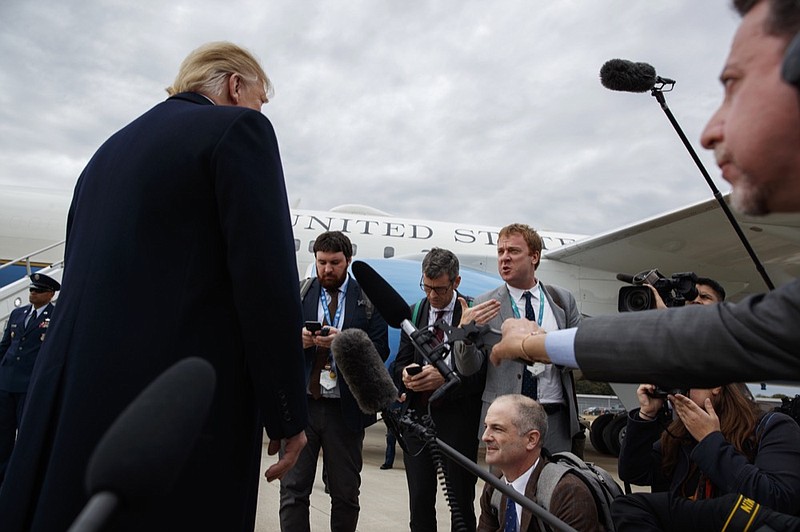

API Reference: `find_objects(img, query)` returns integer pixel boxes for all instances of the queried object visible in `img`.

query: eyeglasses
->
[419,278,453,296]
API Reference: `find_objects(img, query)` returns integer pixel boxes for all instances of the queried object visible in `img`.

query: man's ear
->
[527,429,541,450]
[227,73,242,105]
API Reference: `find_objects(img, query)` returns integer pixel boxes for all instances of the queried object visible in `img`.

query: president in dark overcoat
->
[0,42,308,531]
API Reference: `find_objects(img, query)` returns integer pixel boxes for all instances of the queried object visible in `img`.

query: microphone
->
[351,261,461,404]
[68,357,216,532]
[616,273,635,284]
[332,328,398,414]
[600,58,675,92]
[351,260,410,328]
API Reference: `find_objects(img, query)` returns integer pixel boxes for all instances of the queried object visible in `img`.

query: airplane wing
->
[544,194,800,303]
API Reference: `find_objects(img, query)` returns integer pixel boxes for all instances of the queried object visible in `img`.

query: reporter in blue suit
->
[0,42,308,531]
[0,273,59,485]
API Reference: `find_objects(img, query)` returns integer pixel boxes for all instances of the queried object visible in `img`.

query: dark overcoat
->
[0,92,308,531]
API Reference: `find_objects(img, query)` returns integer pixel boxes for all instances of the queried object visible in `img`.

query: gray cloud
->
[1,0,740,235]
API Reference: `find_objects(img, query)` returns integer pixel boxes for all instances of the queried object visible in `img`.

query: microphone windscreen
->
[616,273,635,284]
[86,357,216,502]
[600,58,657,92]
[351,261,411,328]
[333,328,398,414]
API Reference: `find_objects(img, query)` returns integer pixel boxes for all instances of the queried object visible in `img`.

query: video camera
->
[617,269,698,312]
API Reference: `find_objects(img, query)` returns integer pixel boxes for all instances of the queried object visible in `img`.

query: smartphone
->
[406,365,423,376]
[305,321,322,333]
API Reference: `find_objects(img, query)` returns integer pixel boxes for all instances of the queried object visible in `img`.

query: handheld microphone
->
[332,328,398,414]
[68,357,216,532]
[600,58,675,92]
[351,261,461,403]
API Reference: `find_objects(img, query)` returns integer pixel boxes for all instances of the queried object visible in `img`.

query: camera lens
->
[618,286,653,312]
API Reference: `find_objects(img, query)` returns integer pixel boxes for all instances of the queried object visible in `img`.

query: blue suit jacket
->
[302,275,390,432]
[0,303,54,393]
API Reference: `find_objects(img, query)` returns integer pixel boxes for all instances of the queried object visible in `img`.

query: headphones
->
[782,32,800,88]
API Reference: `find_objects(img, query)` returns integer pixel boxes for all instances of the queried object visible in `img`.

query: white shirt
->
[505,457,540,529]
[507,282,564,405]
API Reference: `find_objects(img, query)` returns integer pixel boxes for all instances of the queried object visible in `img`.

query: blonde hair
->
[166,41,272,99]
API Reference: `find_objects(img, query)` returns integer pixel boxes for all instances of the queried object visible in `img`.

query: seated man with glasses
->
[391,247,485,532]
[0,273,60,485]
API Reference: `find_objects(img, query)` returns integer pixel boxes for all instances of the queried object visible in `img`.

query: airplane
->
[2,182,800,457]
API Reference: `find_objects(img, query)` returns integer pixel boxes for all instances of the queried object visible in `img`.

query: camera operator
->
[644,277,726,309]
[615,383,800,528]
[615,278,800,526]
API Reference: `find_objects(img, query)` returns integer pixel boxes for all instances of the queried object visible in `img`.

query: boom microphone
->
[68,357,216,532]
[351,260,461,404]
[332,328,398,414]
[351,260,411,328]
[600,58,675,93]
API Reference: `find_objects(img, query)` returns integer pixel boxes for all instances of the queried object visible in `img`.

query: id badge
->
[320,369,337,390]
[527,363,546,377]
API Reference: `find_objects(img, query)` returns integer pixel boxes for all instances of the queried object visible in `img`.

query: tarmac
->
[255,416,633,531]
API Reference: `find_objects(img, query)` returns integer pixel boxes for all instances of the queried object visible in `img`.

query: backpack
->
[491,450,622,532]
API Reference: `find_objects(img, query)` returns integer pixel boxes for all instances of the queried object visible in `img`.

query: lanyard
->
[320,287,344,329]
[509,284,544,326]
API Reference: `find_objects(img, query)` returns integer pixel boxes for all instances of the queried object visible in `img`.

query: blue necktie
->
[504,494,518,532]
[520,291,538,399]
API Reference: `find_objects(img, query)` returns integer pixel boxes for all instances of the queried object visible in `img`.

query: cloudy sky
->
[0,0,740,236]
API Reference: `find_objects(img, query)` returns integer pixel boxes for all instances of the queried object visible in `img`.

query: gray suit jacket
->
[574,278,800,387]
[455,283,582,443]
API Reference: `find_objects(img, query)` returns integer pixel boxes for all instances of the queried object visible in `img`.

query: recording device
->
[646,387,689,399]
[405,365,423,376]
[599,58,675,93]
[331,328,398,415]
[617,269,698,312]
[350,260,462,404]
[305,321,329,336]
[600,57,775,291]
[69,357,216,532]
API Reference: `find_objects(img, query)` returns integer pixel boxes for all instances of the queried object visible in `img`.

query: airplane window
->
[294,239,300,252]
[308,240,315,253]
[384,247,394,258]
[352,244,358,256]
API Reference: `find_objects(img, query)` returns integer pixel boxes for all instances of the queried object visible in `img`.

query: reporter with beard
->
[279,231,390,532]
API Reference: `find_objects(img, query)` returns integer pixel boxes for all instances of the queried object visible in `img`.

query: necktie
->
[503,494,518,532]
[434,309,446,343]
[310,288,339,399]
[521,291,538,399]
[26,308,37,329]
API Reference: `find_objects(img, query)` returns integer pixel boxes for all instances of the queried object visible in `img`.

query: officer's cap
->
[29,273,61,292]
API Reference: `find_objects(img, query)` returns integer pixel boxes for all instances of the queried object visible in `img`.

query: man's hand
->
[403,363,445,392]
[312,326,339,349]
[458,298,501,326]
[670,393,720,442]
[490,318,550,365]
[301,327,316,349]
[646,285,668,310]
[265,430,308,482]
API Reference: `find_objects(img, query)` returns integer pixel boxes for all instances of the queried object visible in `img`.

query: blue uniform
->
[0,302,54,482]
